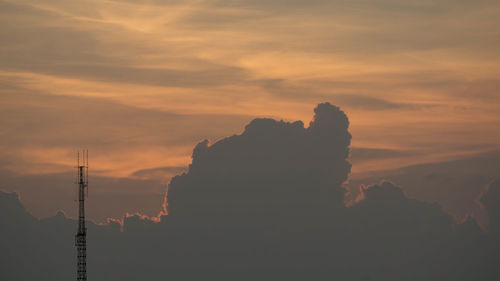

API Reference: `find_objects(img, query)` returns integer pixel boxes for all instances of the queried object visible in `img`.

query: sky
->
[1,0,500,221]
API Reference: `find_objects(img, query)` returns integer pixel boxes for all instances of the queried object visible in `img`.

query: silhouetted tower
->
[75,150,88,281]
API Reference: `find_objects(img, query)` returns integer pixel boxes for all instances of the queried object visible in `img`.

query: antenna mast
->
[75,150,88,281]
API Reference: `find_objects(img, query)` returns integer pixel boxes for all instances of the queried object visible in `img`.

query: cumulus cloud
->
[351,181,453,234]
[0,190,35,227]
[167,102,351,219]
[347,151,500,226]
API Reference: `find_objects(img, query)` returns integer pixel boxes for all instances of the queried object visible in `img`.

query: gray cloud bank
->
[347,151,500,226]
[1,103,500,281]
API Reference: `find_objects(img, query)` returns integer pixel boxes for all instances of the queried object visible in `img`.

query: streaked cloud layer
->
[1,0,499,220]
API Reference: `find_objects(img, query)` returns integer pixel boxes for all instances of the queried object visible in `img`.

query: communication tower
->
[75,150,88,281]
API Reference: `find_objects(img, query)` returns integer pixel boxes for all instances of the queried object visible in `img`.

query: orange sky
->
[1,0,500,220]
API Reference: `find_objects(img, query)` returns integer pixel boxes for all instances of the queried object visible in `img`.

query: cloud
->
[0,1,252,88]
[351,181,452,232]
[332,94,423,110]
[0,190,35,226]
[346,151,500,226]
[349,147,414,162]
[254,78,437,110]
[167,102,351,219]
[130,166,187,180]
[2,103,500,281]
[480,179,500,234]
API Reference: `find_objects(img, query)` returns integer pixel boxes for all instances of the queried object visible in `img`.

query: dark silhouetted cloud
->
[347,151,500,225]
[2,103,500,281]
[167,102,351,219]
[480,179,500,234]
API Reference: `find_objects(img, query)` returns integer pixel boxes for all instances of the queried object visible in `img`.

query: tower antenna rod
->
[75,149,88,281]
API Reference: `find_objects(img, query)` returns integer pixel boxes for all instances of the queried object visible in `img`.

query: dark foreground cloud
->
[167,102,351,219]
[1,103,499,281]
[481,179,500,234]
[347,151,500,226]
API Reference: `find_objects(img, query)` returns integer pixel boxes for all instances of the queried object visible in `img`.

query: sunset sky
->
[1,0,499,221]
